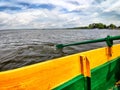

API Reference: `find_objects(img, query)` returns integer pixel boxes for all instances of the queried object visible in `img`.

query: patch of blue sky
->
[17,2,30,7]
[17,2,55,10]
[0,0,12,2]
[0,6,21,11]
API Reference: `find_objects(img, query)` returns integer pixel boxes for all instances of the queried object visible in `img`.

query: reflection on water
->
[0,29,120,71]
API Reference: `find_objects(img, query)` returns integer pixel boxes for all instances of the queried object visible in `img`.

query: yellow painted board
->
[80,44,120,69]
[0,54,81,90]
[0,44,120,90]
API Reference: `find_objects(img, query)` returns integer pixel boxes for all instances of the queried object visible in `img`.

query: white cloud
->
[103,0,120,12]
[0,0,120,29]
[0,12,12,26]
[0,9,81,29]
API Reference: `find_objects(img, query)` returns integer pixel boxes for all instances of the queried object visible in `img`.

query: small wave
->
[0,44,64,71]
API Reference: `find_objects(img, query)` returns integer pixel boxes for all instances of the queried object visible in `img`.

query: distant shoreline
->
[67,23,120,30]
[0,23,120,30]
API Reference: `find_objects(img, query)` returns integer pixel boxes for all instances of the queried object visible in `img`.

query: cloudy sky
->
[0,0,120,29]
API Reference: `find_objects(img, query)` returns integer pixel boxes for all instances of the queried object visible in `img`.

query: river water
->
[0,29,120,71]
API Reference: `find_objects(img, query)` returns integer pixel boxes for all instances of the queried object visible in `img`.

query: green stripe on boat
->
[53,75,86,90]
[53,57,120,90]
[91,57,120,90]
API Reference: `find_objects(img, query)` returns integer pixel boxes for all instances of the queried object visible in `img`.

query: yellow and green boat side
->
[0,44,120,90]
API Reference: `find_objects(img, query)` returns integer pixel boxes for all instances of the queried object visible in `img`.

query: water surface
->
[0,29,120,71]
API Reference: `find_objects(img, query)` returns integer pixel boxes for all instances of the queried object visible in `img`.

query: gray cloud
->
[0,0,120,29]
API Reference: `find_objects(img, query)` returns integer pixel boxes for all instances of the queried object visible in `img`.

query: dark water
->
[0,29,120,71]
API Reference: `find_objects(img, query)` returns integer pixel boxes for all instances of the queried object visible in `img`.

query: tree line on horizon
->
[72,23,120,29]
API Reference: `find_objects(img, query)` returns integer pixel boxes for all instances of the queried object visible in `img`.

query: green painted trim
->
[56,35,120,49]
[52,74,85,90]
[53,57,120,90]
[91,57,120,90]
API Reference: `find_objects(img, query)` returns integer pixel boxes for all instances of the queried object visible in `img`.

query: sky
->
[0,0,120,29]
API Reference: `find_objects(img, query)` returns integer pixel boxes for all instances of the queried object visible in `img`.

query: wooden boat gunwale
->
[0,36,120,90]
